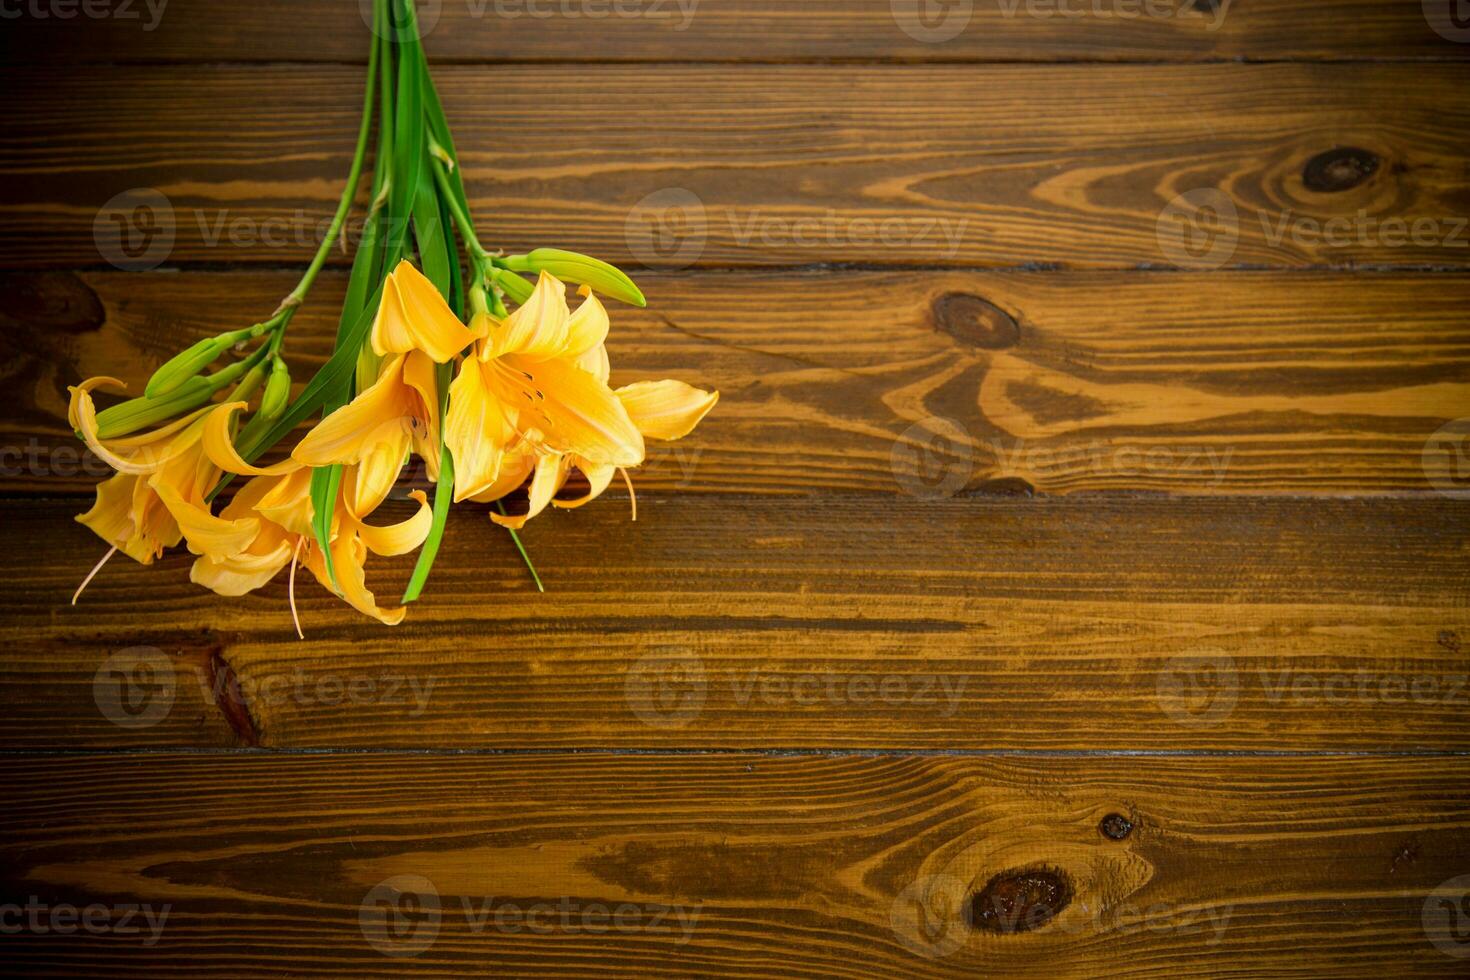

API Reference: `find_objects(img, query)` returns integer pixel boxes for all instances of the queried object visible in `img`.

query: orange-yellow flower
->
[190,464,432,631]
[69,377,254,565]
[444,271,717,528]
[291,260,474,514]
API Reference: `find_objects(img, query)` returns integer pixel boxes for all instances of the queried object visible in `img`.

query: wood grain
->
[4,495,1467,751]
[5,64,1469,269]
[6,268,1469,498]
[2,753,1468,977]
[2,0,1465,64]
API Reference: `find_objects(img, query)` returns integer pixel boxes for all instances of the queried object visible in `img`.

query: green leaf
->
[384,0,424,268]
[419,57,473,243]
[402,359,455,604]
[309,463,344,589]
[402,440,453,604]
[413,156,451,296]
[338,208,384,348]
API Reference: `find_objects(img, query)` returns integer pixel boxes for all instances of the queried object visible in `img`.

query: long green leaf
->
[309,464,344,587]
[419,53,473,238]
[402,441,453,604]
[385,0,424,266]
[413,158,450,295]
[402,358,454,604]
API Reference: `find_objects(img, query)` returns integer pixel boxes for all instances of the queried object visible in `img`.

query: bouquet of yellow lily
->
[69,0,717,634]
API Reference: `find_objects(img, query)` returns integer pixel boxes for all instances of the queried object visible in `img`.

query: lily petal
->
[372,260,476,363]
[466,451,536,505]
[312,532,406,626]
[190,541,293,596]
[527,358,645,467]
[255,468,315,539]
[292,355,415,466]
[350,427,411,517]
[563,285,610,358]
[69,379,209,475]
[576,343,610,385]
[67,376,126,431]
[203,403,302,477]
[491,453,568,530]
[76,472,147,560]
[152,480,260,557]
[553,457,616,510]
[445,358,516,502]
[401,349,442,454]
[616,380,720,441]
[489,270,569,360]
[353,490,432,556]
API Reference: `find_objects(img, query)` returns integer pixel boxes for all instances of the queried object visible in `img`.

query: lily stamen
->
[288,537,304,640]
[72,546,118,606]
[620,467,637,523]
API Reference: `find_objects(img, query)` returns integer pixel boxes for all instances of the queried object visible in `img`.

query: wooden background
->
[3,1,1470,975]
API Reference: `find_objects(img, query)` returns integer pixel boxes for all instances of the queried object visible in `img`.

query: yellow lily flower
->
[446,272,644,500]
[69,377,251,573]
[475,380,719,529]
[444,272,718,529]
[190,464,433,633]
[292,260,473,514]
[75,470,181,567]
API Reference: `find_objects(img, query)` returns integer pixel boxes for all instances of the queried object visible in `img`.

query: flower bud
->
[93,375,215,439]
[489,266,533,307]
[259,357,292,421]
[144,337,228,398]
[500,248,646,307]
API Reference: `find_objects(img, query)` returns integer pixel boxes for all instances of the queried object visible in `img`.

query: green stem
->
[278,3,382,315]
[429,149,489,264]
[495,501,546,593]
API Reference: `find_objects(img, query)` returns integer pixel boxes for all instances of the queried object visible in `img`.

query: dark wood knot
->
[970,476,1036,498]
[932,293,1019,350]
[969,868,1072,934]
[1302,147,1380,194]
[1100,813,1134,840]
[0,272,106,336]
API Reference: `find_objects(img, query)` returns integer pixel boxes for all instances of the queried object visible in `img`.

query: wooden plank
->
[2,752,1468,976]
[5,268,1467,497]
[2,0,1464,64]
[5,64,1469,269]
[4,495,1468,750]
